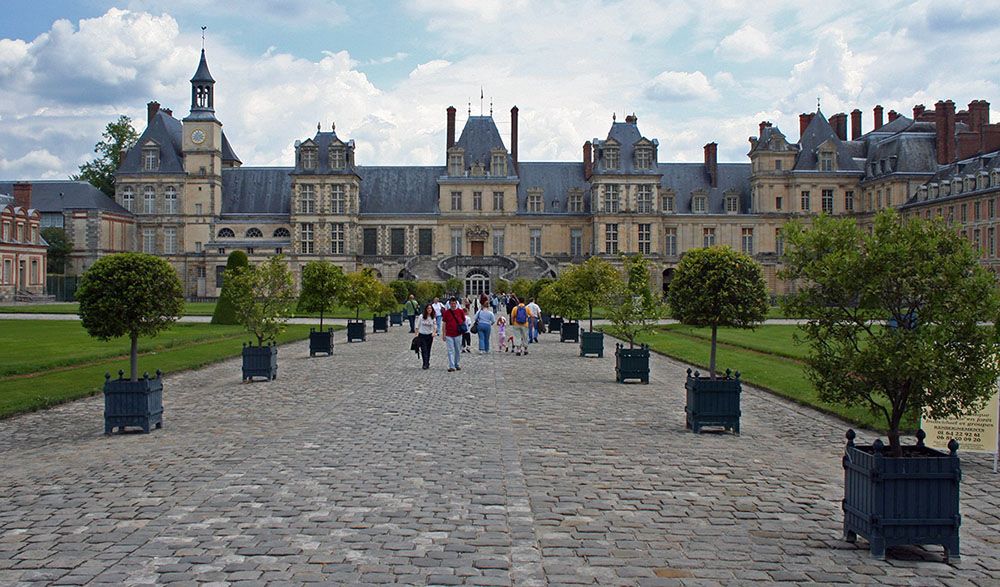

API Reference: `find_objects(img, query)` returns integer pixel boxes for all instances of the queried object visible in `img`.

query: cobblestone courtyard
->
[2,326,999,586]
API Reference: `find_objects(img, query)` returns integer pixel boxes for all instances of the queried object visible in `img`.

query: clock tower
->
[182,49,224,216]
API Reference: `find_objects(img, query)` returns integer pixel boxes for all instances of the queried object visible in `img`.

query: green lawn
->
[0,301,380,319]
[628,324,914,433]
[0,320,336,419]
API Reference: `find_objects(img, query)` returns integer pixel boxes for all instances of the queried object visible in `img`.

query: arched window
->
[245,228,263,238]
[273,227,291,238]
[465,270,490,297]
[217,228,235,238]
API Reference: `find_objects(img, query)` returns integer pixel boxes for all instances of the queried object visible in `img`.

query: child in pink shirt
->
[496,316,508,352]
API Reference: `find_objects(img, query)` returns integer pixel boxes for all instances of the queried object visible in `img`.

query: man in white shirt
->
[527,298,541,343]
[431,297,444,335]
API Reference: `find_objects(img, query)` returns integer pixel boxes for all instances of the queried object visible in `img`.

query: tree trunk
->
[356,306,360,320]
[709,324,718,379]
[129,334,139,381]
[319,309,324,329]
[588,303,594,331]
[888,417,903,457]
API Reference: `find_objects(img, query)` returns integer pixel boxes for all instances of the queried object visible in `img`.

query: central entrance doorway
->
[465,270,490,297]
[470,240,484,257]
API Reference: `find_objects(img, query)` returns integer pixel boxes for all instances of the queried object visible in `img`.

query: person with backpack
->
[404,294,420,333]
[440,296,467,372]
[509,300,532,356]
[474,293,496,353]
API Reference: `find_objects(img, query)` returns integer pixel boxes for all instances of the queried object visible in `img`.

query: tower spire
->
[201,26,206,50]
[186,41,217,121]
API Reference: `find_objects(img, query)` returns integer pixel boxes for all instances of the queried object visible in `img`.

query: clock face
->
[191,129,206,144]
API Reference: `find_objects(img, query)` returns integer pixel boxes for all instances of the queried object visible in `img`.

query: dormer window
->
[662,190,675,213]
[635,147,653,170]
[693,194,708,213]
[568,190,584,213]
[217,228,235,238]
[819,151,834,172]
[527,189,543,213]
[604,147,620,170]
[725,195,739,213]
[301,148,318,170]
[491,151,507,177]
[448,150,464,176]
[329,147,346,170]
[143,146,159,171]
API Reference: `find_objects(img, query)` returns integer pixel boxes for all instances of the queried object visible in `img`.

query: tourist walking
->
[461,305,473,353]
[431,297,444,335]
[404,294,420,333]
[474,293,496,353]
[415,304,436,370]
[496,315,509,352]
[510,299,532,356]
[441,296,467,372]
[527,298,541,343]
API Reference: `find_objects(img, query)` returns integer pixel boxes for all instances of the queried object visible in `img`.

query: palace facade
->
[68,50,1000,297]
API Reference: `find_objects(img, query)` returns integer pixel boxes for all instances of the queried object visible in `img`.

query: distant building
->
[0,183,46,301]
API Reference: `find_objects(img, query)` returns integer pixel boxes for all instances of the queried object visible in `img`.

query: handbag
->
[410,336,420,352]
[470,321,479,334]
[448,309,469,334]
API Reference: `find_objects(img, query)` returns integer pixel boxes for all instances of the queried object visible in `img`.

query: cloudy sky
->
[1,0,998,179]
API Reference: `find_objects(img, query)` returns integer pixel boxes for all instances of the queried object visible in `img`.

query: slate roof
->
[516,162,590,214]
[191,49,215,83]
[221,132,241,164]
[118,111,185,175]
[0,181,131,214]
[221,168,292,215]
[794,111,863,172]
[593,120,659,174]
[658,163,752,214]
[454,116,512,174]
[292,130,355,174]
[358,166,442,215]
[864,133,938,178]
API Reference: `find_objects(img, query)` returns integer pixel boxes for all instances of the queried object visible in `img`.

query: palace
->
[5,49,1000,300]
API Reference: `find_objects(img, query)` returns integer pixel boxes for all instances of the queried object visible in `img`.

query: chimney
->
[969,100,990,134]
[147,101,160,124]
[704,142,718,188]
[799,113,814,139]
[888,110,900,123]
[583,141,593,180]
[851,109,862,140]
[874,105,884,130]
[913,104,926,119]
[446,106,456,150]
[510,106,519,172]
[759,120,771,136]
[981,124,1000,153]
[830,113,848,141]
[956,131,980,160]
[625,113,637,124]
[161,107,172,117]
[935,100,956,164]
[13,182,31,210]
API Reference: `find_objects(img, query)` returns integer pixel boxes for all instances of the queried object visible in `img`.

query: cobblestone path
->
[1,326,998,586]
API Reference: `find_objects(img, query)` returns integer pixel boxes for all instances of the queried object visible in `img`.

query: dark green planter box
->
[685,368,741,434]
[389,312,403,326]
[242,343,277,382]
[560,320,579,342]
[372,315,389,332]
[309,328,333,356]
[104,370,163,434]
[549,316,563,333]
[842,429,961,561]
[580,330,604,357]
[347,320,366,342]
[615,344,649,384]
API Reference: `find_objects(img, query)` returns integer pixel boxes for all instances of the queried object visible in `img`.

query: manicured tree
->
[211,251,249,325]
[538,278,584,320]
[371,281,400,316]
[529,277,554,302]
[781,211,1000,457]
[563,257,618,331]
[669,246,769,379]
[414,280,440,305]
[228,255,297,346]
[444,277,463,296]
[298,260,346,329]
[341,270,379,320]
[496,278,511,295]
[511,277,533,301]
[76,253,184,381]
[388,280,412,304]
[604,253,665,348]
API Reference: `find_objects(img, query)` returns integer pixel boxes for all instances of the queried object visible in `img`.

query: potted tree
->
[371,282,397,333]
[668,246,768,434]
[341,270,378,342]
[538,278,584,343]
[564,257,618,357]
[388,280,412,326]
[782,211,1000,561]
[76,253,184,434]
[298,260,346,357]
[228,255,297,381]
[211,250,249,325]
[604,254,664,384]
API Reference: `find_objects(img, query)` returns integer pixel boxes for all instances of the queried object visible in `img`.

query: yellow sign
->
[922,388,999,454]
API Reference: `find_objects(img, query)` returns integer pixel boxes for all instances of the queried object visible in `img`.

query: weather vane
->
[201,26,206,50]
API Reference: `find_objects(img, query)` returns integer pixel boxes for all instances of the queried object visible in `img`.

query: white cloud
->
[644,71,718,102]
[408,60,450,79]
[715,24,773,62]
[0,149,65,179]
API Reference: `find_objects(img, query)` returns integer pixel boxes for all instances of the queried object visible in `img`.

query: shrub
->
[211,251,249,325]
[444,277,463,296]
[227,255,297,346]
[298,261,346,329]
[388,279,414,303]
[414,280,443,305]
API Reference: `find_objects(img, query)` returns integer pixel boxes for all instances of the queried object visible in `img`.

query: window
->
[164,186,178,214]
[301,148,317,170]
[885,187,892,206]
[217,228,235,238]
[363,228,377,255]
[603,185,620,213]
[775,228,784,256]
[990,227,996,258]
[662,193,675,213]
[693,196,707,213]
[451,191,462,211]
[530,228,542,256]
[974,228,981,253]
[741,228,753,254]
[638,224,651,254]
[637,185,653,213]
[774,159,783,170]
[329,147,345,169]
[164,227,177,254]
[822,189,834,214]
[493,229,505,256]
[418,228,433,255]
[195,241,203,253]
[142,228,155,253]
[570,228,583,257]
[216,265,225,288]
[604,147,619,170]
[451,229,462,256]
[389,227,405,255]
[990,199,995,219]
[635,147,653,170]
[491,153,507,176]
[274,227,290,238]
[331,185,346,214]
[819,151,833,172]
[800,191,810,212]
[664,227,677,256]
[3,259,11,284]
[473,191,483,211]
[493,191,504,211]
[143,186,156,214]
[605,224,619,254]
[845,190,854,212]
[877,190,883,209]
[300,223,315,254]
[961,203,968,222]
[975,201,981,221]
[527,191,543,213]
[726,195,738,213]
[300,184,316,214]
[775,196,783,211]
[245,228,263,238]
[143,147,159,171]
[331,223,345,254]
[195,203,203,215]
[449,153,464,176]
[703,227,716,247]
[121,187,134,212]
[568,191,583,213]
[551,200,559,212]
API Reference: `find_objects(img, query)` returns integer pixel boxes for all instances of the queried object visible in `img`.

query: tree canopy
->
[76,253,184,380]
[538,278,584,320]
[40,227,72,275]
[340,270,380,319]
[72,115,138,197]
[781,211,1000,456]
[211,251,249,325]
[603,253,664,348]
[227,255,297,346]
[562,257,618,330]
[298,260,346,328]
